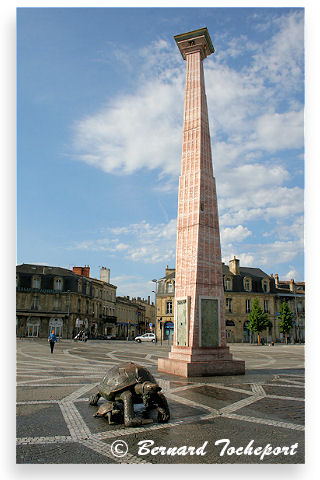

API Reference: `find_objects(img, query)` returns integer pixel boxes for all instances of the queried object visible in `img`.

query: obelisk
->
[158,28,245,377]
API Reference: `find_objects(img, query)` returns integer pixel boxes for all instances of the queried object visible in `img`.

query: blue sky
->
[17,6,305,299]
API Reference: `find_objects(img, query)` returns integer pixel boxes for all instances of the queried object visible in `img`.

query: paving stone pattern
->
[16,340,305,464]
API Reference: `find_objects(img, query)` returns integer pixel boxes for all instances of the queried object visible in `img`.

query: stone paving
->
[16,339,305,464]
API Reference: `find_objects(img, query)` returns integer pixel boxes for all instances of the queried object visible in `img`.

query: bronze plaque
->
[176,299,187,346]
[201,298,219,347]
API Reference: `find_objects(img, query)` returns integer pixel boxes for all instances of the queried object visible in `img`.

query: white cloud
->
[222,251,256,267]
[283,268,300,281]
[251,11,304,92]
[73,77,183,177]
[72,12,304,181]
[221,225,252,243]
[253,110,304,152]
[222,237,303,272]
[70,219,176,265]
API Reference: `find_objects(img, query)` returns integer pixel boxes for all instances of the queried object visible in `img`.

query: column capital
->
[174,27,215,61]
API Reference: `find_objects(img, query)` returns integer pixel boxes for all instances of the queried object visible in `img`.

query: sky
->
[16,5,305,300]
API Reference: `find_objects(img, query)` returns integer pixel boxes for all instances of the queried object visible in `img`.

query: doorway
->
[27,324,39,337]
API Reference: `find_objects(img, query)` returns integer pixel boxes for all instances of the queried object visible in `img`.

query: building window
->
[32,277,40,289]
[225,277,232,291]
[27,320,40,337]
[246,299,251,313]
[244,278,251,291]
[86,300,89,314]
[264,300,269,313]
[166,281,174,293]
[55,278,62,291]
[226,320,235,326]
[297,302,304,313]
[78,280,82,293]
[226,298,232,313]
[31,296,39,310]
[53,297,61,310]
[166,301,172,314]
[262,280,269,293]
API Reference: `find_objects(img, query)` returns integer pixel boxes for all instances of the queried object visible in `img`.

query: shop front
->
[49,318,63,338]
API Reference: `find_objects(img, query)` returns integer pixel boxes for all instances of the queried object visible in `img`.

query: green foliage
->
[248,298,269,334]
[279,302,294,334]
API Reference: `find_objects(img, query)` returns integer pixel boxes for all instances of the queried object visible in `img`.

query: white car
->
[135,333,156,343]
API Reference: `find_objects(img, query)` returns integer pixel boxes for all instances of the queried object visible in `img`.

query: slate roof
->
[16,264,77,277]
[16,264,117,288]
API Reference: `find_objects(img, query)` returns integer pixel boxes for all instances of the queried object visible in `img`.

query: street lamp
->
[152,279,158,342]
[67,290,71,339]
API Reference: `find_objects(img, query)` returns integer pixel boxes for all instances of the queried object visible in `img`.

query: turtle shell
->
[99,362,157,400]
[95,401,114,416]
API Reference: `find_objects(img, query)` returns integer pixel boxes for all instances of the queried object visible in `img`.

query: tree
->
[248,298,270,345]
[279,301,294,344]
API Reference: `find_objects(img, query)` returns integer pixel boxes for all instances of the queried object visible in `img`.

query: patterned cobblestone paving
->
[16,340,305,464]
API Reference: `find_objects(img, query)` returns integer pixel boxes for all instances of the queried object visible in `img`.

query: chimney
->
[270,273,274,278]
[165,266,175,277]
[229,256,240,275]
[148,296,150,304]
[73,266,90,278]
[290,278,295,292]
[100,267,110,283]
[275,274,279,287]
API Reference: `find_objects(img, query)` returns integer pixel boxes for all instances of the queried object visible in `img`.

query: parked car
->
[95,334,114,340]
[134,333,156,343]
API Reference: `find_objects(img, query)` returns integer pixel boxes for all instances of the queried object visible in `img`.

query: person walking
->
[48,330,57,354]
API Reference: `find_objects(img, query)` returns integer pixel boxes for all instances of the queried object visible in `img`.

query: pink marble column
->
[158,28,245,377]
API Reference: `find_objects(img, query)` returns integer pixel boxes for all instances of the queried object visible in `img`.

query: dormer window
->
[244,277,252,292]
[32,277,40,289]
[166,281,174,293]
[262,279,270,293]
[55,278,62,291]
[225,277,232,291]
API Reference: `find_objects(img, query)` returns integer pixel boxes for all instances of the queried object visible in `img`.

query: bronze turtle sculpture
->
[89,362,170,427]
[93,401,123,424]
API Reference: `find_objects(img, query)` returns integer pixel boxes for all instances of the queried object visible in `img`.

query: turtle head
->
[134,381,161,406]
[143,382,161,394]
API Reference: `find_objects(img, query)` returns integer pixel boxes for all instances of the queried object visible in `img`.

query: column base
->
[158,356,245,378]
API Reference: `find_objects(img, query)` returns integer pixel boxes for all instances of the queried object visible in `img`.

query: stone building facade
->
[115,296,155,339]
[155,267,175,342]
[155,259,305,343]
[16,264,155,340]
[16,264,117,339]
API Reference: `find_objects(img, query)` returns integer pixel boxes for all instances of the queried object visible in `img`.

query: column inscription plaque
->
[201,298,219,347]
[176,299,187,346]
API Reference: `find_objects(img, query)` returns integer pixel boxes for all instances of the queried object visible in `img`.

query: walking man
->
[48,330,57,354]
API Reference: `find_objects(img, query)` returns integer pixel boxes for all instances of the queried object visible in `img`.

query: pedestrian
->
[48,330,57,354]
